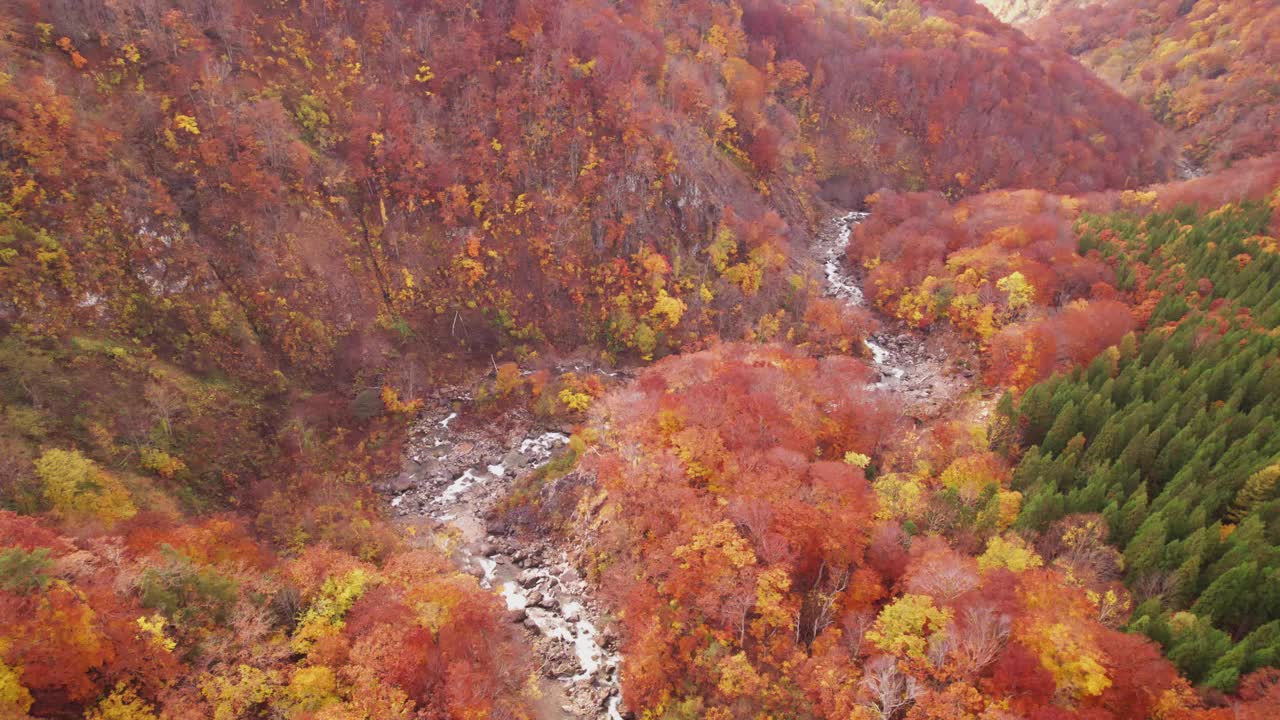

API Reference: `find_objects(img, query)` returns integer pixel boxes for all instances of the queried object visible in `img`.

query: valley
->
[2,0,1278,718]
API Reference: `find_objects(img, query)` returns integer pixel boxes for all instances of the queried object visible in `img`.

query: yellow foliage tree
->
[136,614,176,652]
[292,569,373,654]
[865,594,952,661]
[996,271,1034,311]
[85,683,159,720]
[34,448,136,525]
[199,664,280,720]
[380,386,423,415]
[494,362,524,396]
[753,567,795,632]
[674,520,757,571]
[873,473,927,521]
[715,652,763,699]
[557,386,592,413]
[1025,622,1112,700]
[939,454,1002,500]
[173,114,200,135]
[0,659,33,718]
[648,290,686,329]
[977,534,1043,573]
[287,665,341,713]
[995,490,1023,530]
[844,451,871,468]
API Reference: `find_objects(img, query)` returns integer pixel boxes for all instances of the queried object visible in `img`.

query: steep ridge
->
[1,0,1176,385]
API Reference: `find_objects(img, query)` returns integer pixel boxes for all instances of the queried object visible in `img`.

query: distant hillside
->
[1021,0,1280,170]
[974,0,1085,25]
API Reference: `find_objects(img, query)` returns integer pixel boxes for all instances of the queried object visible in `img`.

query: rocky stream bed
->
[383,400,624,719]
[818,211,973,417]
[380,211,976,718]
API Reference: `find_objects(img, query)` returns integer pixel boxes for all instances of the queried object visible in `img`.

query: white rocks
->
[393,405,623,718]
[501,581,528,611]
[819,211,871,306]
[519,432,570,463]
[438,468,483,506]
[865,338,908,387]
[477,556,498,586]
[818,212,952,403]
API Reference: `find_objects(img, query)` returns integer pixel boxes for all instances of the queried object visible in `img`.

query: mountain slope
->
[1021,0,1280,169]
[0,1,1229,718]
[2,0,1173,380]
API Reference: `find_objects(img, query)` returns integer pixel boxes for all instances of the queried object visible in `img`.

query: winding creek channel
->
[818,211,966,411]
[382,211,971,718]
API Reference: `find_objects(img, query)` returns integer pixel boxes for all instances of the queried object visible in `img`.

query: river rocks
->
[601,625,619,648]
[383,399,622,719]
[384,473,415,494]
[818,211,972,410]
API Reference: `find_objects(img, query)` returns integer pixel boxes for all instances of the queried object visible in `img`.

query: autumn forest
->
[1,0,1279,718]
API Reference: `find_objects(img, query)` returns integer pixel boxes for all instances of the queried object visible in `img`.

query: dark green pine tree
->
[1114,482,1150,546]
[1169,542,1206,608]
[1204,517,1273,589]
[1192,562,1259,632]
[1011,445,1045,492]
[1017,383,1055,445]
[1041,400,1079,456]
[1139,419,1170,478]
[1079,393,1111,441]
[1205,620,1280,693]
[1066,469,1109,515]
[1125,511,1169,576]
[1168,617,1233,683]
[1016,480,1066,531]
[1118,332,1139,362]
[1113,362,1138,406]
